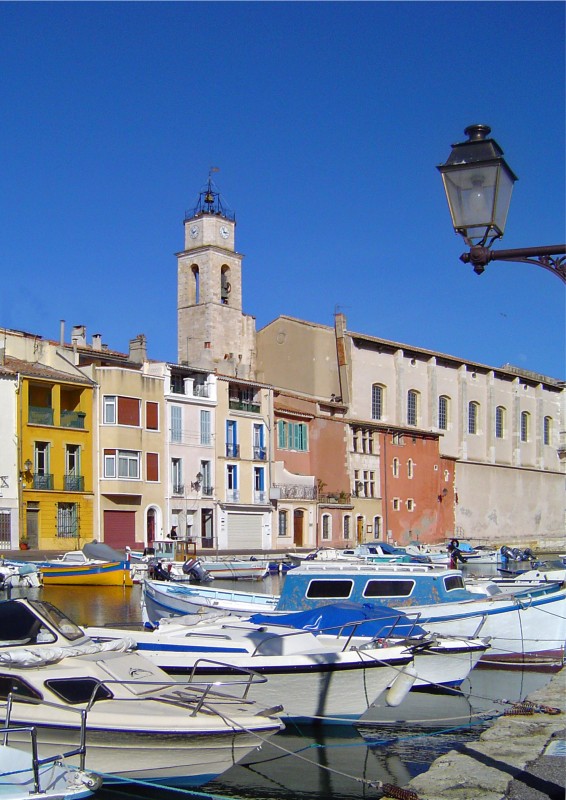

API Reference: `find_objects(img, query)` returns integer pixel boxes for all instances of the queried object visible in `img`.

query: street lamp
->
[437,124,565,282]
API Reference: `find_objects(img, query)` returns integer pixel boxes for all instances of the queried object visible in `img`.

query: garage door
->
[104,510,136,548]
[227,513,262,550]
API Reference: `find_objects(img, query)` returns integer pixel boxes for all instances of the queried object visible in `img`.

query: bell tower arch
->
[177,175,256,378]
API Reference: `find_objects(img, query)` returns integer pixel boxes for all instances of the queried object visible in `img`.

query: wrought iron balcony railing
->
[226,443,240,458]
[64,474,85,491]
[33,474,53,490]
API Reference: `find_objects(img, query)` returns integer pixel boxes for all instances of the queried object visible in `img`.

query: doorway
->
[293,509,304,547]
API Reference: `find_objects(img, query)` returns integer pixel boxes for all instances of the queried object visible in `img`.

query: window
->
[343,515,351,540]
[468,402,479,435]
[364,580,415,598]
[278,510,288,537]
[170,406,182,443]
[438,396,449,430]
[543,416,552,446]
[306,580,353,600]
[117,451,140,479]
[104,396,140,426]
[171,458,182,494]
[201,461,212,495]
[200,410,211,446]
[392,457,399,478]
[170,374,185,394]
[520,411,530,443]
[373,516,381,539]
[392,498,401,511]
[363,470,375,498]
[407,390,418,426]
[407,459,414,479]
[226,420,238,457]
[321,514,331,540]
[371,385,384,420]
[253,424,266,460]
[407,499,415,512]
[254,466,265,494]
[45,678,113,705]
[227,464,238,490]
[146,402,159,430]
[104,450,140,479]
[34,442,52,489]
[65,445,82,491]
[495,406,506,439]
[146,453,159,482]
[103,396,116,424]
[277,420,308,452]
[362,430,373,454]
[57,503,78,538]
[392,433,404,446]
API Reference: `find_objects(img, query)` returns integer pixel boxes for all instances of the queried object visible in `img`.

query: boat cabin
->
[276,562,480,612]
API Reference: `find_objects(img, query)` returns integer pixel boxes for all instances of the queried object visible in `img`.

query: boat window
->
[0,600,56,646]
[29,601,85,641]
[363,580,415,598]
[45,678,113,705]
[0,674,42,701]
[305,580,353,599]
[444,575,465,591]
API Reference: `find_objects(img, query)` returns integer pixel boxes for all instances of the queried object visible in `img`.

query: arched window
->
[343,515,351,540]
[407,459,414,479]
[495,406,506,439]
[520,411,530,443]
[322,514,331,540]
[278,510,288,537]
[373,516,381,540]
[438,396,449,430]
[371,385,384,420]
[543,416,552,446]
[220,266,231,306]
[468,401,479,435]
[392,457,400,478]
[407,390,419,426]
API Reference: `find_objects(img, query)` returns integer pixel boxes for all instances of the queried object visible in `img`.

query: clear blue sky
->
[1,2,564,379]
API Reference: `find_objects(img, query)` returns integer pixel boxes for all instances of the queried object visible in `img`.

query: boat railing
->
[3,694,89,775]
[184,657,270,703]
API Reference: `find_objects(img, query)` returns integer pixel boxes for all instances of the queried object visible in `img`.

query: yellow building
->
[13,358,95,550]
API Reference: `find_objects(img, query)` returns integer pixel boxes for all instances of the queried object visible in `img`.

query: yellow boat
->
[39,560,133,586]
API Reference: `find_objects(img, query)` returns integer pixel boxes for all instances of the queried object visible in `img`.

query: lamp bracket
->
[461,244,566,282]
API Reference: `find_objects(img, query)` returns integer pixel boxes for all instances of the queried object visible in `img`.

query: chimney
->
[92,334,102,351]
[60,320,65,346]
[71,325,86,347]
[129,334,147,364]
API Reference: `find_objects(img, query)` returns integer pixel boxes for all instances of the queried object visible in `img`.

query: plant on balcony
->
[19,535,29,550]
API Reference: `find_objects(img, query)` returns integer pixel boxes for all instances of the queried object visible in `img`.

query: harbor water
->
[9,566,559,800]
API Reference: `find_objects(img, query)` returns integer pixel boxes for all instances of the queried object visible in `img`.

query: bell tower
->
[177,176,256,378]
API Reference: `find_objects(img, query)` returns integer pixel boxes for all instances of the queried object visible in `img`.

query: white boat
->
[0,598,284,787]
[144,561,566,669]
[0,725,102,800]
[0,560,41,589]
[143,577,280,620]
[87,603,489,722]
[130,539,269,583]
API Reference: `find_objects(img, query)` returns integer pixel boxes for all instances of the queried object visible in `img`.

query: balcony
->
[229,399,260,414]
[33,474,53,490]
[61,410,86,429]
[273,483,317,500]
[253,447,267,460]
[226,443,240,458]
[172,484,184,495]
[28,406,54,426]
[226,490,240,503]
[193,383,210,398]
[202,485,214,497]
[64,475,84,491]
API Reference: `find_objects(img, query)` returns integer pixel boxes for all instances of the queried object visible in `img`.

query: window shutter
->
[146,453,159,482]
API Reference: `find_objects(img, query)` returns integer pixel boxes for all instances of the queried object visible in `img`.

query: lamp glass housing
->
[440,159,515,245]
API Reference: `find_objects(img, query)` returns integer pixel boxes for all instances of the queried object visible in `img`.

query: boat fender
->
[385,665,418,707]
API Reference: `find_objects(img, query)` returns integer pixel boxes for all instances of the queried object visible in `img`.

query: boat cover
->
[249,602,427,638]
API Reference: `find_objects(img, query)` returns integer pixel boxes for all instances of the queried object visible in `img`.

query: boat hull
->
[40,562,133,587]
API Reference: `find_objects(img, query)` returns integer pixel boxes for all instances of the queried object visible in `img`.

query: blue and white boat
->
[142,561,566,669]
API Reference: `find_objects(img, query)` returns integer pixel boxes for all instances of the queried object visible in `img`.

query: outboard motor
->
[148,559,170,581]
[182,558,213,583]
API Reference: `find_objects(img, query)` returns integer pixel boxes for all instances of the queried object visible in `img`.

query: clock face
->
[189,225,199,239]
[220,225,229,239]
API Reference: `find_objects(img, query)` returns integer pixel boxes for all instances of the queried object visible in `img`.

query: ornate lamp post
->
[437,125,565,282]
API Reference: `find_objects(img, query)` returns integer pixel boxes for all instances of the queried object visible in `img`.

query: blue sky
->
[1,2,564,379]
